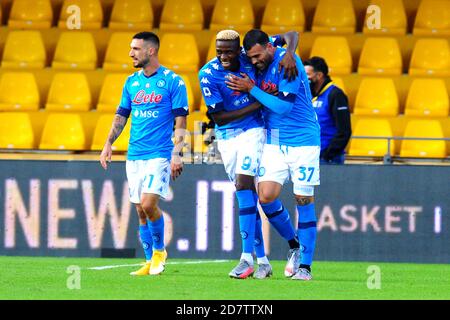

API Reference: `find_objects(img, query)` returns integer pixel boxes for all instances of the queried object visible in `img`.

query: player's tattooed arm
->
[100,114,127,170]
[210,101,262,126]
[171,116,186,180]
[107,114,128,145]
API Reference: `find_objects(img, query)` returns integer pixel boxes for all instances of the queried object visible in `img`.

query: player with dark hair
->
[100,31,188,276]
[226,29,321,281]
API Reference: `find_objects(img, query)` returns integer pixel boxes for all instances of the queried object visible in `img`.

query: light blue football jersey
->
[198,56,264,140]
[117,67,189,160]
[255,47,321,147]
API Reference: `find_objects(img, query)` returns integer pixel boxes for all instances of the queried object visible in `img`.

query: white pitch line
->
[88,259,231,271]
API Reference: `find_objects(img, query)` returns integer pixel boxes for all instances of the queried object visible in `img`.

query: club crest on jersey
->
[132,90,163,104]
[157,80,166,88]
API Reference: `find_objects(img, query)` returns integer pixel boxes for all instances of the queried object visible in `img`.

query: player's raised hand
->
[170,155,183,180]
[100,144,112,170]
[225,73,255,93]
[279,51,298,81]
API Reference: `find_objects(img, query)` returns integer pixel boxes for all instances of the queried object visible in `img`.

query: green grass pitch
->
[0,256,449,300]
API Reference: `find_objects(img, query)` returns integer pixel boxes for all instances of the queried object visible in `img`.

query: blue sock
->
[236,190,256,254]
[149,214,165,251]
[139,223,153,261]
[297,203,317,266]
[253,191,266,258]
[254,212,266,258]
[261,199,296,241]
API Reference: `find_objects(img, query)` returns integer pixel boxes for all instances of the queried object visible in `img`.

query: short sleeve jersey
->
[118,67,189,160]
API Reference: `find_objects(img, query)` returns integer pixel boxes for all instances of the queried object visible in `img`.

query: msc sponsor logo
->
[132,90,163,104]
[133,109,160,118]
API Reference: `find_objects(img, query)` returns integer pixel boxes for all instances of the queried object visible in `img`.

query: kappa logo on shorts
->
[258,167,266,177]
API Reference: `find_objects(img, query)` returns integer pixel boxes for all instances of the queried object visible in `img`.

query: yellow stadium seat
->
[187,111,209,155]
[409,39,450,77]
[363,0,407,35]
[0,72,40,111]
[179,74,195,113]
[97,73,129,112]
[206,36,217,63]
[8,0,53,29]
[39,113,86,150]
[312,0,356,34]
[90,114,130,151]
[349,118,394,157]
[209,0,254,33]
[159,0,204,31]
[159,33,199,73]
[58,0,103,30]
[354,78,399,116]
[261,0,305,34]
[109,0,153,30]
[1,31,46,69]
[331,76,346,93]
[187,111,208,134]
[52,32,97,70]
[0,112,35,149]
[46,73,91,111]
[413,0,450,36]
[103,32,136,72]
[310,36,352,75]
[405,79,449,117]
[400,120,446,158]
[199,97,208,114]
[358,37,402,76]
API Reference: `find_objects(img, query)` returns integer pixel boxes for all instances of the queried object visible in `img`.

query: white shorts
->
[217,127,266,182]
[258,144,320,195]
[126,158,171,203]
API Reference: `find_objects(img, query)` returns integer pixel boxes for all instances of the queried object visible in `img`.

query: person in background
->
[304,57,351,165]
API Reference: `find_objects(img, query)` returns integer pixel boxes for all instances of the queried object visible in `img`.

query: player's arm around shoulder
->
[275,31,299,81]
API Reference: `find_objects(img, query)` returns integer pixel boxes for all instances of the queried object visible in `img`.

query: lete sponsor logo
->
[132,90,163,104]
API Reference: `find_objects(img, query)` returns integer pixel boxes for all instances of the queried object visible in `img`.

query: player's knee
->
[141,199,158,218]
[258,189,277,204]
[135,207,147,223]
[295,195,314,206]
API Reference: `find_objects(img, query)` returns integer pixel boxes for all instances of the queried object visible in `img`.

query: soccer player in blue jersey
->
[226,29,321,281]
[100,32,188,276]
[199,30,300,279]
